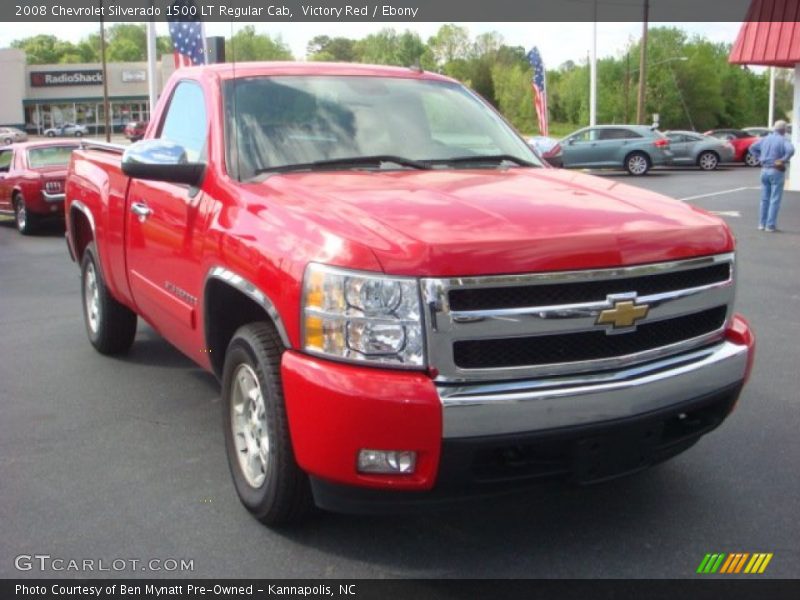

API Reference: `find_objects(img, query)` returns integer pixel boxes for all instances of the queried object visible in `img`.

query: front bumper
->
[281,315,754,510]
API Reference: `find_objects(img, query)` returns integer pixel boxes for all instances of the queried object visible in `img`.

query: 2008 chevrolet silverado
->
[65,62,755,525]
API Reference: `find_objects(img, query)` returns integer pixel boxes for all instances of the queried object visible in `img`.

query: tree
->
[427,24,471,66]
[306,36,358,62]
[226,26,293,62]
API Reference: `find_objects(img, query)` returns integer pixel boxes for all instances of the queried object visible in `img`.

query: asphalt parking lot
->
[1,165,798,579]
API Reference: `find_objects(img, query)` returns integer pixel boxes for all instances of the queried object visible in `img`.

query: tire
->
[80,243,138,355]
[13,193,37,235]
[625,151,651,176]
[222,322,312,526]
[745,151,759,167]
[697,151,719,171]
[46,131,55,137]
[75,131,83,137]
[3,137,11,145]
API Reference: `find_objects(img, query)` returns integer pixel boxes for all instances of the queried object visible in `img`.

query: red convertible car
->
[0,140,79,234]
[703,129,760,166]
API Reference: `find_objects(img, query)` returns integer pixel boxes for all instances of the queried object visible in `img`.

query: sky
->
[0,21,745,67]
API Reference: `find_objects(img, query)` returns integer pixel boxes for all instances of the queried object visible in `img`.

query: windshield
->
[28,146,76,168]
[223,75,541,179]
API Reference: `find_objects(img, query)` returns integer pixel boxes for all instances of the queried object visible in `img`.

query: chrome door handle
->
[131,202,152,221]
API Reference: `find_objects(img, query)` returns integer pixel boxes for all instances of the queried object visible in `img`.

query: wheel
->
[80,243,138,355]
[74,131,83,137]
[745,151,759,167]
[13,194,37,235]
[697,151,719,171]
[46,131,55,137]
[222,322,312,526]
[3,137,11,145]
[625,152,650,176]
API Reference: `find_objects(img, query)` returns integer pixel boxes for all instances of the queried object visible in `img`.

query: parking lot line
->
[678,187,757,201]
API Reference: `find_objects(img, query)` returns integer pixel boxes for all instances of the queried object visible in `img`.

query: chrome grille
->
[421,253,735,383]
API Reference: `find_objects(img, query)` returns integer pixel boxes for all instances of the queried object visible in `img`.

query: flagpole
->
[99,0,110,142]
[146,17,158,121]
[589,0,597,126]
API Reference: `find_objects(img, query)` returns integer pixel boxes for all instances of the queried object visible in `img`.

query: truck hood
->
[261,167,734,277]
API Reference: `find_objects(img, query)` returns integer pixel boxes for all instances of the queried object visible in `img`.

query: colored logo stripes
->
[697,553,773,574]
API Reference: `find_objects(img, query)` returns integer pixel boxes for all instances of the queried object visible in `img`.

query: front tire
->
[46,131,55,137]
[80,243,138,355]
[625,151,651,176]
[13,194,37,235]
[3,137,11,145]
[222,323,312,526]
[74,131,83,137]
[697,151,719,171]
[745,151,759,167]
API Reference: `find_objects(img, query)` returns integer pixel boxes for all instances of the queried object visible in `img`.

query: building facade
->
[0,48,177,133]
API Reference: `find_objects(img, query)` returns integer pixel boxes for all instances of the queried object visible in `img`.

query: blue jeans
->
[760,168,785,229]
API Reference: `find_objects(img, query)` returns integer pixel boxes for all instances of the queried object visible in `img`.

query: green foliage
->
[226,26,293,61]
[9,24,792,133]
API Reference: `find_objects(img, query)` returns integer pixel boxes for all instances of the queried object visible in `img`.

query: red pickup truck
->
[65,62,755,525]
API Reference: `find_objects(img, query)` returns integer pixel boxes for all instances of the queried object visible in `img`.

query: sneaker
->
[758,225,765,230]
[766,227,778,233]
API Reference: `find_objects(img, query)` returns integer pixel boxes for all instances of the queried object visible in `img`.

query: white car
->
[44,123,89,137]
[0,127,28,145]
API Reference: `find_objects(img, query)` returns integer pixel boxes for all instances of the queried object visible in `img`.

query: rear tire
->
[75,131,83,137]
[625,151,651,176]
[80,243,138,355]
[222,322,312,526]
[46,131,55,137]
[13,193,37,235]
[697,151,719,171]
[745,151,759,167]
[3,137,11,145]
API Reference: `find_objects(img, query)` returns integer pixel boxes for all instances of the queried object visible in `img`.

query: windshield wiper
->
[423,154,537,168]
[256,155,432,174]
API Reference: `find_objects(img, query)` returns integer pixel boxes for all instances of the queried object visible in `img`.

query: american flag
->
[168,0,207,68]
[527,47,548,137]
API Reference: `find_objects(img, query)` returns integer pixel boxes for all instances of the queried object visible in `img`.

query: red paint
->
[63,62,752,492]
[0,140,80,217]
[729,1,800,67]
[281,351,441,489]
[726,314,757,385]
[703,130,759,163]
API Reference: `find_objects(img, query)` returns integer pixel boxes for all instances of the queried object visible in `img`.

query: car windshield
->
[223,75,541,179]
[28,146,75,168]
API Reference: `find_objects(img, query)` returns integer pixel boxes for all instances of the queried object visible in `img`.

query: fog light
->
[357,449,416,474]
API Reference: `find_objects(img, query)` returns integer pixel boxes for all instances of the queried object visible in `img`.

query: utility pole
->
[589,0,598,126]
[768,67,776,127]
[636,0,649,124]
[624,50,630,122]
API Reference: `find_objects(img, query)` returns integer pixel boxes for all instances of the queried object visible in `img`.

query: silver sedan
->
[665,131,736,170]
[0,127,28,145]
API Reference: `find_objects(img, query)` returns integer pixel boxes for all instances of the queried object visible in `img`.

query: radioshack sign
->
[30,70,104,87]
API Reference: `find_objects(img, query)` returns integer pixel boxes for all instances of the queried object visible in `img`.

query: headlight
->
[301,263,425,368]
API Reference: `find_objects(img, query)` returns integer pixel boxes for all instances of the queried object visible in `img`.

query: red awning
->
[729,0,800,67]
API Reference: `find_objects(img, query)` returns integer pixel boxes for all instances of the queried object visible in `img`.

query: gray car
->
[0,127,28,145]
[44,123,89,137]
[560,125,673,175]
[665,130,736,170]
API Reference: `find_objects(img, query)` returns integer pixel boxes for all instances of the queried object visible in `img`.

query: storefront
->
[0,48,176,133]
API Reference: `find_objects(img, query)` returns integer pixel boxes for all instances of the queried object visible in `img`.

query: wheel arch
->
[69,201,96,263]
[203,267,291,378]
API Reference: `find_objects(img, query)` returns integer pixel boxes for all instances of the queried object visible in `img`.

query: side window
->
[0,150,11,172]
[159,81,207,162]
[572,129,599,142]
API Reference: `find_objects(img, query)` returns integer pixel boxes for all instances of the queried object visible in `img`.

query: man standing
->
[749,120,794,232]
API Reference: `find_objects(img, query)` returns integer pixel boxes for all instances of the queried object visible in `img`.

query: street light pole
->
[636,0,649,124]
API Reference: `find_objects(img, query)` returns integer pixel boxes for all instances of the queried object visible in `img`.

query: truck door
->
[125,81,210,355]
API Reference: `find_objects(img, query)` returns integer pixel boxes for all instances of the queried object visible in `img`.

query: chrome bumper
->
[438,340,749,438]
[42,191,65,203]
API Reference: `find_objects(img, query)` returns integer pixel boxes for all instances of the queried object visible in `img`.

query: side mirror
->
[122,139,205,187]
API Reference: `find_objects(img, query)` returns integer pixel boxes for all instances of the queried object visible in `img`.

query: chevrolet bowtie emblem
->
[596,298,650,330]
